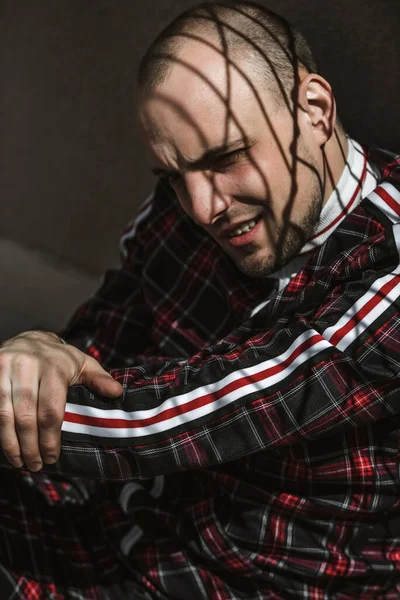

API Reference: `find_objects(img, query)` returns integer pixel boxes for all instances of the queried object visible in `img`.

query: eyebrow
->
[151,137,256,177]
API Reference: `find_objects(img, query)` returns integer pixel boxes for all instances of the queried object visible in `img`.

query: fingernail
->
[11,456,23,468]
[44,455,58,464]
[28,461,43,472]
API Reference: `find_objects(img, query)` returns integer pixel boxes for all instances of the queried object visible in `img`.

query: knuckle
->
[40,438,59,453]
[37,409,61,429]
[15,413,36,431]
[13,354,34,371]
[0,432,17,449]
[51,365,69,383]
[20,446,39,459]
[0,410,13,427]
[2,441,19,457]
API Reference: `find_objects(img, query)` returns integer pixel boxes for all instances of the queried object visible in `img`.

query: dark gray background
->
[1,0,399,338]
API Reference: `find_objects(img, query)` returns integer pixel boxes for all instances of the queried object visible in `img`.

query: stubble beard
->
[233,180,324,278]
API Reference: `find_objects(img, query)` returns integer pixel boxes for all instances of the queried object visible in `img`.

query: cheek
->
[229,162,275,200]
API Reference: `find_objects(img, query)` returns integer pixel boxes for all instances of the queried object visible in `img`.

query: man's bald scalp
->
[137,1,319,109]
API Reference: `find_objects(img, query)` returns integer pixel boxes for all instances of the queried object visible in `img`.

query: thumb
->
[78,360,124,398]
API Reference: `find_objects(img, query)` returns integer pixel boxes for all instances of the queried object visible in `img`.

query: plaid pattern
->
[1,147,400,598]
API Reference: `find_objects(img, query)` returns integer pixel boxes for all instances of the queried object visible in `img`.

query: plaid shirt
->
[2,146,400,599]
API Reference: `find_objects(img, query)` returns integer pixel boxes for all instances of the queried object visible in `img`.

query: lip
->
[221,217,262,247]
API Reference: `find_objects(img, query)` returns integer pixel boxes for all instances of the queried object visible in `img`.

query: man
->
[0,1,399,598]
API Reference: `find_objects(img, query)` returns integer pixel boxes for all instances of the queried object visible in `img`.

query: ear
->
[297,73,336,147]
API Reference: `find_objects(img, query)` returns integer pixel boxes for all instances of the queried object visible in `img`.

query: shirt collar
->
[268,138,379,287]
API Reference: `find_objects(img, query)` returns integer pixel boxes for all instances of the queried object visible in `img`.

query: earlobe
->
[299,74,336,146]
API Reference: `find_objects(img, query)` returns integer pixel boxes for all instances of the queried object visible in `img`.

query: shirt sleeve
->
[22,196,398,481]
[2,189,400,481]
[60,194,156,367]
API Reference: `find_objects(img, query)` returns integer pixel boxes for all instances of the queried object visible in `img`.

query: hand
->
[0,330,123,471]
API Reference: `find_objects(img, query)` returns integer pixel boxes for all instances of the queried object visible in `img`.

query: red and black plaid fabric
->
[1,146,400,599]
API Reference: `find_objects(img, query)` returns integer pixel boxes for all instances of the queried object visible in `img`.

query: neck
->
[321,127,349,207]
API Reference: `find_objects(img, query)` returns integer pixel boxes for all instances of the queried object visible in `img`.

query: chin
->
[234,251,278,278]
[234,235,306,278]
[228,197,323,278]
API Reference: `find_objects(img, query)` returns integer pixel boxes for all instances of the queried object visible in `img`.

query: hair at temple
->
[137,0,320,111]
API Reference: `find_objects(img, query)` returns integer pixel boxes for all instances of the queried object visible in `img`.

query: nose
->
[179,171,232,226]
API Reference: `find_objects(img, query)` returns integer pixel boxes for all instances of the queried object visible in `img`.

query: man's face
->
[138,40,326,277]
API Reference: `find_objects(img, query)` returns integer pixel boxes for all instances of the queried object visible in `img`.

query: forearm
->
[52,227,400,480]
[13,294,399,482]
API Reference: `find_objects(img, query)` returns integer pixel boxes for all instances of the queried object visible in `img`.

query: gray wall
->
[1,0,400,339]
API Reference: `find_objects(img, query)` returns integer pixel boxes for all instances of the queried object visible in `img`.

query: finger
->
[78,358,123,398]
[0,377,23,467]
[37,372,66,464]
[12,359,42,471]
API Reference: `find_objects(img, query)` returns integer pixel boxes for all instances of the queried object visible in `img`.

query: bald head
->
[137,1,348,278]
[137,1,319,109]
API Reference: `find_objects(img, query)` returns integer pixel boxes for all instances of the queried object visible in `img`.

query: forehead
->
[138,39,277,162]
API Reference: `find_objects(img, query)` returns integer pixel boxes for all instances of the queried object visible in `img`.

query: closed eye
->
[214,148,248,170]
[155,144,254,183]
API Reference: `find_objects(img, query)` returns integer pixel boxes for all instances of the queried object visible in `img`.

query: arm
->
[11,192,400,481]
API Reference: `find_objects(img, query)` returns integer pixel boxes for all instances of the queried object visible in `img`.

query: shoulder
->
[120,180,211,262]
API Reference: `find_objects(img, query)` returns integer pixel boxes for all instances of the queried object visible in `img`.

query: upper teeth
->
[230,219,257,237]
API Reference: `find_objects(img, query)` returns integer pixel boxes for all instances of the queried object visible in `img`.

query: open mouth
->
[224,216,263,247]
[228,216,261,238]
